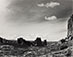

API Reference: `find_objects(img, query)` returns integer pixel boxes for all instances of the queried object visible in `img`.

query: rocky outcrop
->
[67,14,73,37]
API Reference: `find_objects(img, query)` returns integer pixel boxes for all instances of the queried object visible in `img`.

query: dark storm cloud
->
[6,0,72,24]
[57,8,72,18]
[7,0,47,23]
[50,6,72,20]
[45,0,72,19]
[54,2,72,18]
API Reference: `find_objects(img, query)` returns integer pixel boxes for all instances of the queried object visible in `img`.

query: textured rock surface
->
[67,14,73,36]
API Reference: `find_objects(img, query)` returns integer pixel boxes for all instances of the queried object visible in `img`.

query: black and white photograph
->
[0,0,73,57]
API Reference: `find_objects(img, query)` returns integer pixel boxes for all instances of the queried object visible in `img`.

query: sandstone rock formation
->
[67,14,73,37]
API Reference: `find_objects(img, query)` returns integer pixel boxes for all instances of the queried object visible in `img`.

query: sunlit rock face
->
[67,14,73,36]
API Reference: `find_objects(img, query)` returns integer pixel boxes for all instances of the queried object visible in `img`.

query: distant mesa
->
[0,36,47,48]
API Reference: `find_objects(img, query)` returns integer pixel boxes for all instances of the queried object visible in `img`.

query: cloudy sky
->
[0,0,72,41]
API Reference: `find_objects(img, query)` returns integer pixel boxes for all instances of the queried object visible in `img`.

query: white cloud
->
[45,16,57,20]
[46,2,60,8]
[37,2,60,8]
[37,3,44,7]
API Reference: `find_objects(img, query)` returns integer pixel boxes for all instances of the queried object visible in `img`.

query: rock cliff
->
[67,14,73,37]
